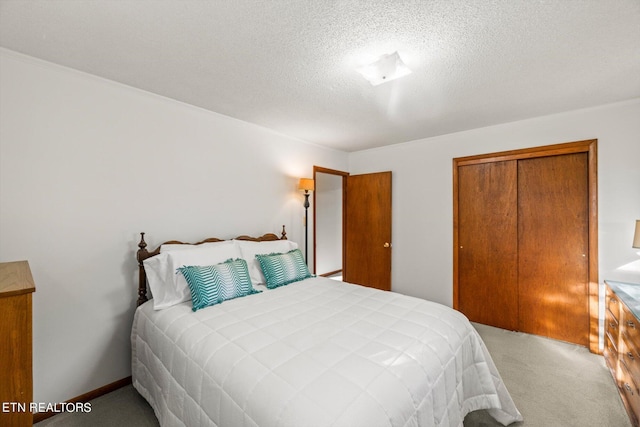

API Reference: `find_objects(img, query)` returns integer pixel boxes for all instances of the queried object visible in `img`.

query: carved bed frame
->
[135,226,288,306]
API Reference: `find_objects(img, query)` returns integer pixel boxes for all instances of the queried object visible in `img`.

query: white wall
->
[0,49,348,406]
[349,99,640,307]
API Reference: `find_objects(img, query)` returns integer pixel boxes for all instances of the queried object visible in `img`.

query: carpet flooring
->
[464,323,630,427]
[35,323,631,427]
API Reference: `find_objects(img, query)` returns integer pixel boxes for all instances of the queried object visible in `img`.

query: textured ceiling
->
[1,1,639,152]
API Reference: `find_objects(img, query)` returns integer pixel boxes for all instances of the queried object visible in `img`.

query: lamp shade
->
[633,220,640,249]
[298,178,315,192]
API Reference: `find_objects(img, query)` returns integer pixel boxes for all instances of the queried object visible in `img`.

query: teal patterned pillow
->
[255,249,313,289]
[178,258,261,311]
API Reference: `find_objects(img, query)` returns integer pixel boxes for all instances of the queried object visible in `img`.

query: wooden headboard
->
[135,225,288,306]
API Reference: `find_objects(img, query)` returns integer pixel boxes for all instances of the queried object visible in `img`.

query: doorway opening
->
[313,166,348,277]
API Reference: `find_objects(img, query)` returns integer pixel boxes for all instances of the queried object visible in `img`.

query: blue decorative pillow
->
[255,249,313,289]
[178,258,261,311]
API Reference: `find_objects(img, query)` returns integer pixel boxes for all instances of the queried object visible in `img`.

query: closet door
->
[517,153,589,346]
[454,140,597,351]
[458,161,518,330]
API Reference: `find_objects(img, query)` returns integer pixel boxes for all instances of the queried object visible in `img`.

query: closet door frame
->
[453,139,598,353]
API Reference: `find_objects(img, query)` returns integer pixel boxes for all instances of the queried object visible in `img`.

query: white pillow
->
[143,252,170,302]
[144,240,241,310]
[235,240,298,286]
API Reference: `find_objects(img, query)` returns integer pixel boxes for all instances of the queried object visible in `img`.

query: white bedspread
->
[132,277,522,427]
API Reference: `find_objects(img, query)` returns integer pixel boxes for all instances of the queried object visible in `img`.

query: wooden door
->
[518,153,589,346]
[454,140,598,352]
[344,171,392,291]
[457,161,519,330]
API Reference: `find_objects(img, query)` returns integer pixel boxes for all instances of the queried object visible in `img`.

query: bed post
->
[136,232,149,306]
[281,225,287,240]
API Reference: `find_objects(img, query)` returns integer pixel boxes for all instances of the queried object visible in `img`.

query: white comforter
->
[132,277,522,427]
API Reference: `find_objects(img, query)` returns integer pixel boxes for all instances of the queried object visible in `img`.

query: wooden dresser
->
[605,280,640,427]
[0,261,36,427]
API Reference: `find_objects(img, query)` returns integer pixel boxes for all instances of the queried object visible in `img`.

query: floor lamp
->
[298,178,315,264]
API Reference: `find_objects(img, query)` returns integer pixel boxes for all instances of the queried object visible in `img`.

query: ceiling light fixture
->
[356,51,412,86]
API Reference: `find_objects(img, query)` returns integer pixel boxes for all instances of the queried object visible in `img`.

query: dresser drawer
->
[621,333,640,384]
[608,286,621,322]
[607,307,620,345]
[620,361,640,427]
[606,330,619,371]
[623,304,640,350]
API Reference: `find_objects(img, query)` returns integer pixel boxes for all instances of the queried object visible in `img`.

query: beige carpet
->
[465,323,631,427]
[36,323,631,426]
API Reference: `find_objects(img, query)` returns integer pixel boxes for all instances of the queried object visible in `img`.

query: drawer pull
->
[628,352,635,361]
[610,322,617,329]
[625,383,634,395]
[628,320,636,329]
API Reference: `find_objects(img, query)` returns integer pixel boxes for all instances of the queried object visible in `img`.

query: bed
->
[131,230,522,427]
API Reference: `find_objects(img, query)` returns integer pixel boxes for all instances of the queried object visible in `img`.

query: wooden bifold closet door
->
[453,140,598,352]
[457,160,518,331]
[517,154,589,346]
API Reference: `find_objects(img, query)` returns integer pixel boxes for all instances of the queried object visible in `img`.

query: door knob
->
[383,242,390,248]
